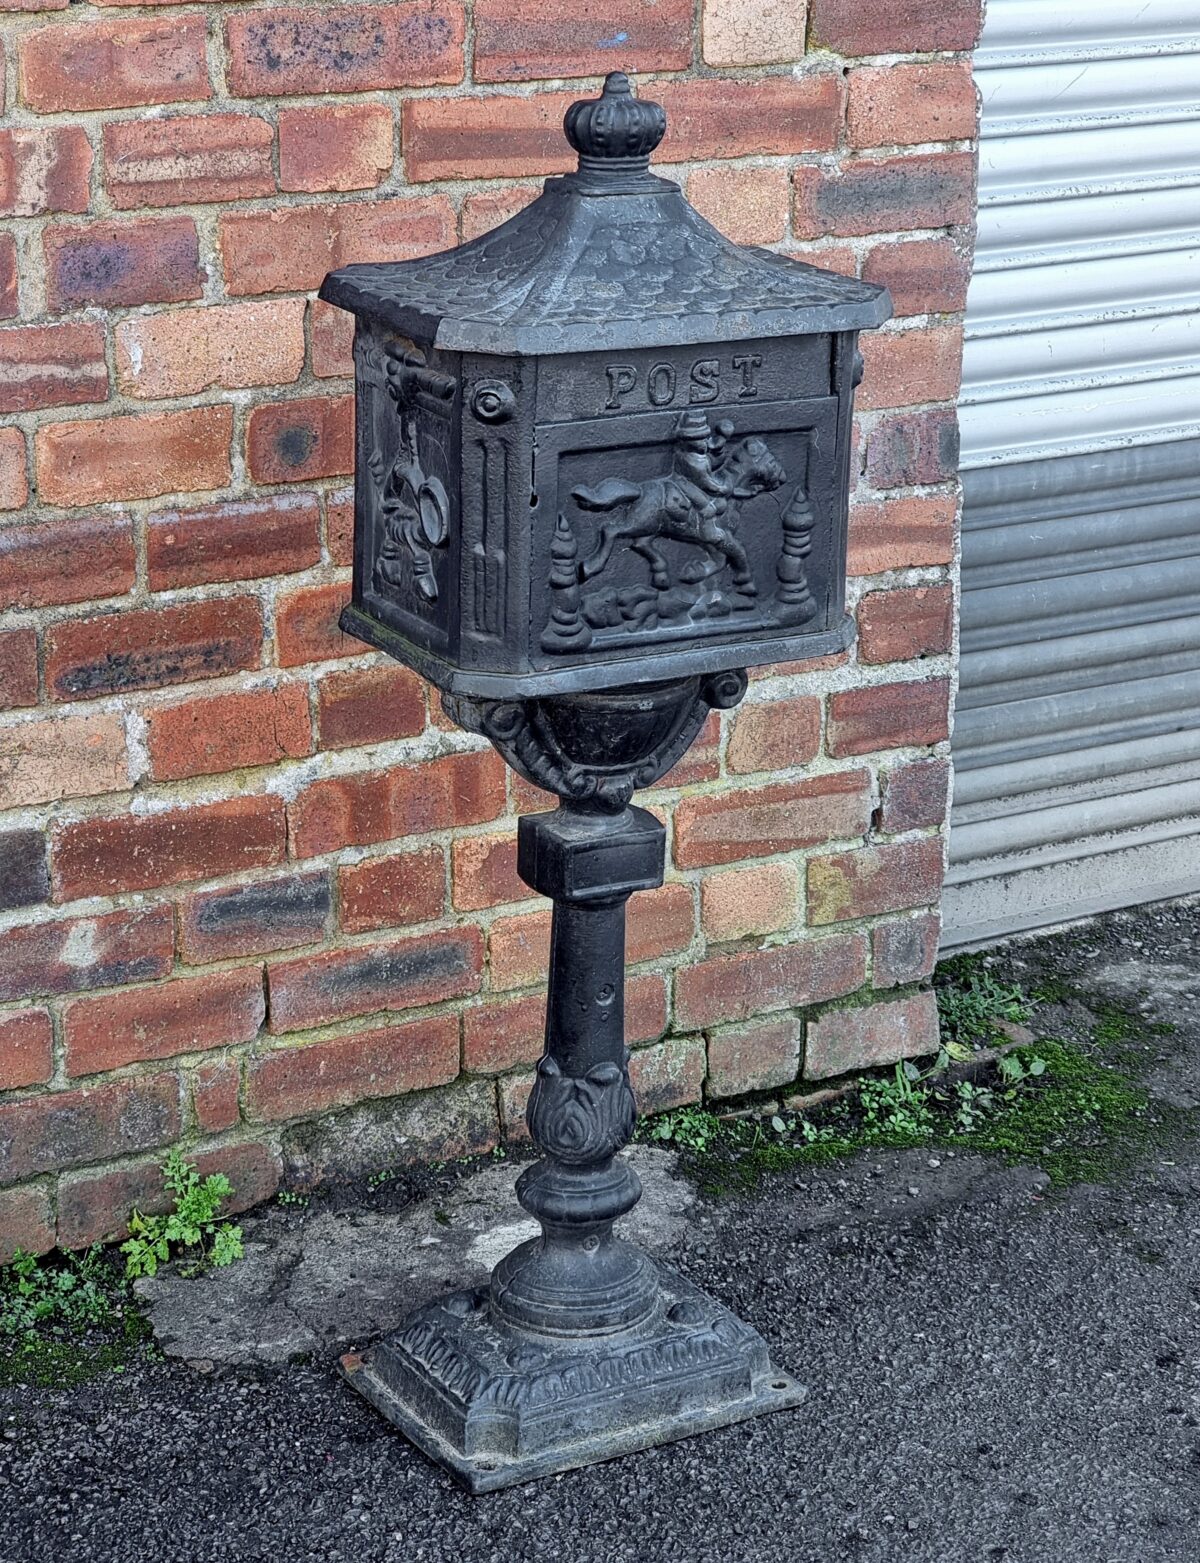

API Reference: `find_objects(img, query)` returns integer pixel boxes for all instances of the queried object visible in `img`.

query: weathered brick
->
[53,795,286,901]
[848,62,977,151]
[274,581,357,668]
[807,835,945,925]
[0,1072,181,1187]
[0,906,173,1004]
[861,236,973,318]
[488,885,692,990]
[311,301,354,379]
[44,215,202,313]
[866,408,961,488]
[793,153,976,240]
[56,1141,279,1250]
[266,927,482,1033]
[290,748,505,858]
[629,1037,706,1115]
[475,0,691,81]
[878,757,951,834]
[316,664,426,749]
[0,1184,54,1263]
[686,164,790,245]
[103,113,272,209]
[675,932,867,1029]
[36,406,232,509]
[827,679,950,757]
[226,3,464,96]
[0,322,108,414]
[147,494,321,590]
[64,968,265,1077]
[220,196,455,295]
[46,596,262,702]
[0,234,17,320]
[451,831,530,912]
[278,102,393,193]
[873,911,940,990]
[404,92,579,182]
[703,0,807,65]
[192,1060,241,1135]
[246,395,353,485]
[0,513,133,608]
[0,1009,53,1090]
[2,0,69,12]
[180,872,331,964]
[727,695,821,774]
[848,494,956,575]
[144,684,312,781]
[0,630,36,711]
[462,973,665,1075]
[674,771,871,868]
[809,0,982,55]
[116,300,306,400]
[707,1014,801,1097]
[19,15,210,113]
[0,829,49,912]
[284,1077,497,1182]
[858,585,954,664]
[804,990,939,1081]
[652,710,722,790]
[460,185,539,242]
[0,126,92,217]
[857,326,964,412]
[488,910,550,992]
[658,76,842,162]
[0,427,25,509]
[700,861,797,944]
[0,711,127,809]
[338,844,445,934]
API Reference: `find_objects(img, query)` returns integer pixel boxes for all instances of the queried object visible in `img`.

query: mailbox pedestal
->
[323,72,890,1490]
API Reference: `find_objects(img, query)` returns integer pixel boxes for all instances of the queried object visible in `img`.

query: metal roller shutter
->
[945,0,1200,946]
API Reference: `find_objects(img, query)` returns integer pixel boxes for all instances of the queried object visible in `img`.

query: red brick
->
[848,62,977,150]
[0,234,16,319]
[827,679,950,757]
[0,427,25,509]
[44,215,202,313]
[338,845,445,934]
[0,906,173,1004]
[46,596,262,703]
[674,771,872,868]
[0,1072,181,1187]
[279,102,393,193]
[404,92,578,182]
[702,0,806,65]
[311,301,354,379]
[2,0,68,10]
[19,15,210,113]
[180,872,331,964]
[0,830,48,912]
[848,494,957,575]
[809,0,982,55]
[804,990,939,1081]
[707,1014,801,1097]
[873,911,940,990]
[220,196,455,295]
[807,835,944,925]
[192,1060,241,1135]
[0,711,127,809]
[0,1009,53,1090]
[488,910,550,991]
[0,126,92,217]
[226,3,464,96]
[630,1037,706,1115]
[858,585,954,665]
[53,795,286,902]
[0,513,133,608]
[316,664,426,750]
[867,408,961,489]
[116,300,306,401]
[0,631,36,711]
[460,184,539,242]
[64,968,265,1078]
[103,113,273,208]
[0,1184,54,1264]
[247,395,353,485]
[452,831,529,912]
[36,406,232,509]
[861,236,973,318]
[56,1140,278,1250]
[147,494,321,590]
[727,695,821,775]
[275,581,357,668]
[0,322,108,415]
[675,932,868,1029]
[629,882,695,964]
[793,153,977,240]
[474,0,691,81]
[686,165,790,245]
[878,758,951,835]
[700,861,797,943]
[291,748,505,858]
[857,326,964,412]
[246,1013,459,1123]
[462,975,667,1076]
[659,75,843,162]
[144,684,312,782]
[266,927,482,1033]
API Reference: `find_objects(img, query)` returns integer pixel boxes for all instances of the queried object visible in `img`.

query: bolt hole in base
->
[771,1380,790,1391]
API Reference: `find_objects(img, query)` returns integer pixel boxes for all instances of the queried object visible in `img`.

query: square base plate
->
[340,1263,805,1493]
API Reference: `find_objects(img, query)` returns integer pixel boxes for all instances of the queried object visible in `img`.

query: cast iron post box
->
[321,72,890,1492]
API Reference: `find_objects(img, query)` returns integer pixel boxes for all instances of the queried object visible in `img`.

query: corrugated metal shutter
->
[945,0,1200,946]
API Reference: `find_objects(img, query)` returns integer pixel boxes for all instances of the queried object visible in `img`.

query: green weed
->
[121,1149,244,1280]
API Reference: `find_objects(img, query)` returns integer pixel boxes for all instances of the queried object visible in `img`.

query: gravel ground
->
[4,899,1200,1563]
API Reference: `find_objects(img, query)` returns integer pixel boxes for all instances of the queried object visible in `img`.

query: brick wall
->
[0,0,980,1256]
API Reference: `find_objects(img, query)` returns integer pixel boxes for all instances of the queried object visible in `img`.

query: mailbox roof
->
[319,173,890,356]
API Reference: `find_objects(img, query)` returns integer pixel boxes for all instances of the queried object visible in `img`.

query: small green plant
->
[952,1079,995,1133]
[121,1149,244,1280]
[935,957,1033,1049]
[858,1061,937,1140]
[275,1190,309,1208]
[648,1106,723,1154]
[1,1246,112,1340]
[998,1052,1047,1087]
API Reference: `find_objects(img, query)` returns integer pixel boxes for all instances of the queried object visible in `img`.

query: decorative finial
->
[563,72,667,180]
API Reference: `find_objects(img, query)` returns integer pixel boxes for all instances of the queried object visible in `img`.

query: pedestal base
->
[341,1263,805,1493]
